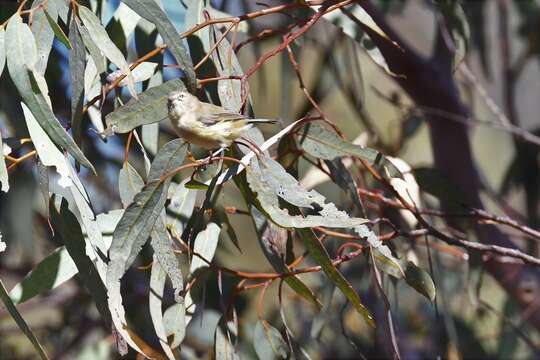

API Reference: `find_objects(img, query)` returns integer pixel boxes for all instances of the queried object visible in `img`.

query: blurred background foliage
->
[1,0,540,359]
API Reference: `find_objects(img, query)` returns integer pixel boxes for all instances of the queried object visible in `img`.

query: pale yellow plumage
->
[167,91,276,150]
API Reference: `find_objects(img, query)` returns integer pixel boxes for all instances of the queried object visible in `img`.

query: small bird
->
[167,91,277,150]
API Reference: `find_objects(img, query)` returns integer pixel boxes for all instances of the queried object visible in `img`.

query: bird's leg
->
[187,144,197,163]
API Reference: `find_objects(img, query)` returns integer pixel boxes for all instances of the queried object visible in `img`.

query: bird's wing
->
[198,112,247,126]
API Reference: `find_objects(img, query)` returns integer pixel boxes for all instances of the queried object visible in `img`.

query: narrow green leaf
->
[149,258,177,360]
[6,14,95,173]
[0,133,9,192]
[121,0,197,92]
[44,9,71,49]
[76,18,107,74]
[118,162,144,207]
[105,78,185,134]
[36,158,49,218]
[0,279,49,359]
[355,224,403,278]
[51,199,111,323]
[8,246,77,304]
[246,156,369,228]
[299,123,401,179]
[297,228,375,327]
[78,5,137,97]
[404,261,436,302]
[69,16,85,147]
[253,320,289,360]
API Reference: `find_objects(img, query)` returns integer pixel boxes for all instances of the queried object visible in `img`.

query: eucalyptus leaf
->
[105,78,185,134]
[76,18,107,74]
[78,5,137,97]
[6,14,95,173]
[44,9,72,49]
[0,280,49,360]
[69,16,85,147]
[8,246,77,304]
[300,123,401,179]
[118,162,144,207]
[253,320,289,360]
[190,222,221,276]
[149,258,177,360]
[31,0,56,75]
[404,261,436,302]
[121,0,197,92]
[167,179,197,236]
[246,156,369,228]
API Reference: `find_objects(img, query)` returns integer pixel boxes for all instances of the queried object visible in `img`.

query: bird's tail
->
[247,118,280,125]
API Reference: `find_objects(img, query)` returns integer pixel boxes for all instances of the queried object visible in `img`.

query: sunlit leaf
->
[105,78,185,134]
[190,222,221,276]
[122,0,197,92]
[246,155,369,228]
[0,280,49,360]
[299,123,401,179]
[76,18,107,74]
[106,61,158,87]
[253,320,289,360]
[167,179,197,238]
[78,5,137,97]
[8,246,77,304]
[149,258,177,360]
[44,9,72,49]
[163,303,186,349]
[6,14,95,173]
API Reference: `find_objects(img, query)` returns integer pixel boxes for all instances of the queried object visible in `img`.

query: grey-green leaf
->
[118,162,144,207]
[214,314,239,360]
[8,246,77,304]
[121,0,196,92]
[404,261,436,302]
[246,156,369,228]
[253,320,289,360]
[105,78,185,134]
[44,9,72,49]
[78,5,137,97]
[6,14,95,173]
[300,124,402,179]
[190,222,221,276]
[31,0,56,75]
[163,303,186,349]
[0,280,49,359]
[69,16,85,147]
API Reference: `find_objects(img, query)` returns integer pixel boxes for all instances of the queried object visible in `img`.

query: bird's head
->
[167,91,198,114]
